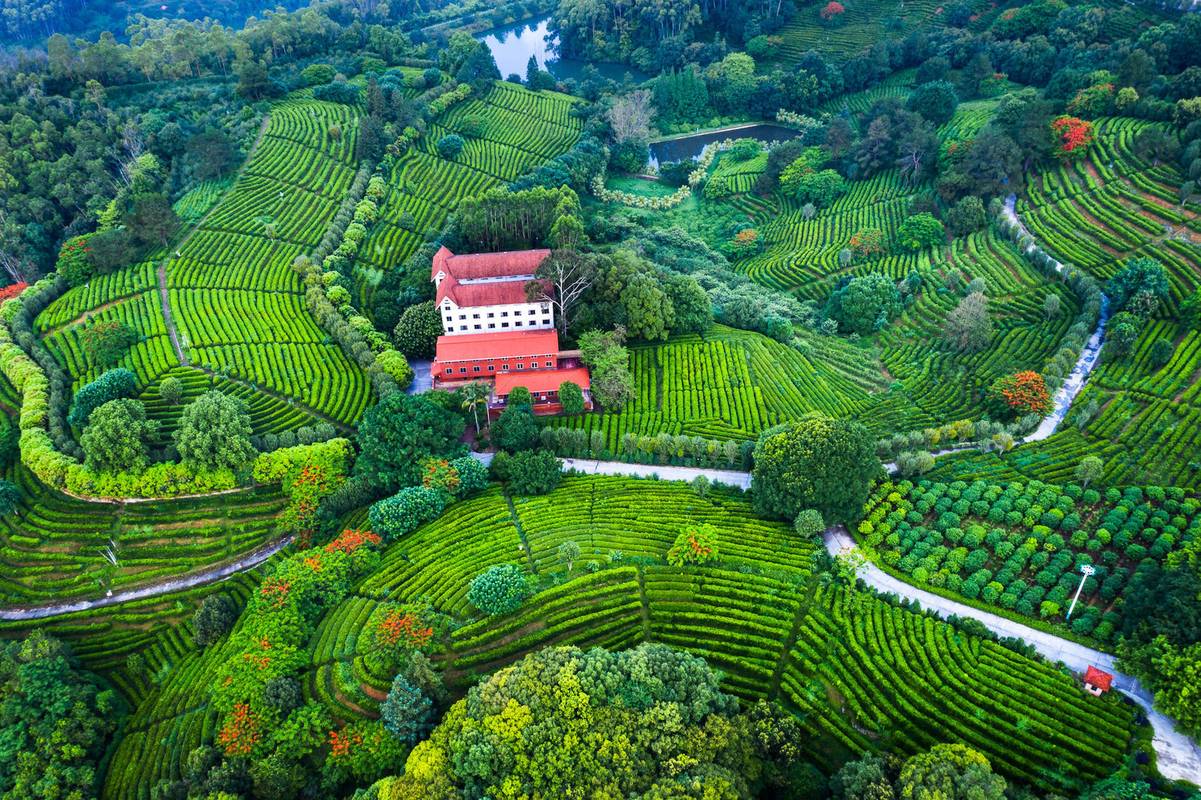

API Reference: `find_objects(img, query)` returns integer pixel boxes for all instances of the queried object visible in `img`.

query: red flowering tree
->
[325,528,382,554]
[666,523,720,566]
[820,0,846,24]
[1050,116,1094,159]
[987,371,1052,419]
[217,703,262,756]
[849,228,886,260]
[362,600,447,673]
[0,282,27,302]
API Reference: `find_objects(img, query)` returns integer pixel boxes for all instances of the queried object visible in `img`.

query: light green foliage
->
[175,391,256,473]
[894,213,945,252]
[898,744,1006,800]
[467,563,531,615]
[828,273,902,335]
[374,644,749,797]
[81,398,159,473]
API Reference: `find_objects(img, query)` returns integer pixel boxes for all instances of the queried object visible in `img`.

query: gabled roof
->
[1084,666,1114,691]
[431,246,551,282]
[431,246,553,308]
[433,329,560,363]
[437,275,549,308]
[495,367,591,395]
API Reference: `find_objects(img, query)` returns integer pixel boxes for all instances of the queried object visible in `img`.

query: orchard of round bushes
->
[858,478,1199,641]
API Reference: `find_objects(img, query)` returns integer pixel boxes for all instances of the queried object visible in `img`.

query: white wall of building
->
[440,297,555,335]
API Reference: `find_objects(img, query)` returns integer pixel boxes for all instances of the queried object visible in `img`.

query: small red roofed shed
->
[1084,665,1113,696]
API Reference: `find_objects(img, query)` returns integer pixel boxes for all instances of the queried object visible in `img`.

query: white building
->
[431,246,555,335]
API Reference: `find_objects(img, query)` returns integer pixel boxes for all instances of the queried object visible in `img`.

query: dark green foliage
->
[944,196,986,236]
[0,632,119,800]
[437,134,465,159]
[80,320,138,367]
[502,449,563,496]
[827,274,902,335]
[752,414,879,523]
[467,563,531,616]
[380,675,433,746]
[174,391,255,473]
[313,80,361,105]
[193,594,239,648]
[907,81,959,125]
[0,480,19,517]
[1106,257,1169,314]
[68,368,138,427]
[369,486,450,541]
[354,393,465,491]
[392,301,443,359]
[894,213,946,252]
[492,404,539,453]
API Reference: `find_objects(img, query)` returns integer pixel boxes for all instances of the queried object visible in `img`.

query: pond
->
[648,123,802,168]
[477,16,641,83]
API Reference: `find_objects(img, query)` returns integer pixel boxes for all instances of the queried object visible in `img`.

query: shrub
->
[175,391,256,473]
[666,523,720,566]
[193,594,238,647]
[492,404,539,452]
[158,376,183,406]
[369,487,449,541]
[504,450,562,496]
[437,134,465,159]
[467,564,531,615]
[794,508,825,538]
[68,369,138,427]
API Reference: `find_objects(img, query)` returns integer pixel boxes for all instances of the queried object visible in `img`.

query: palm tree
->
[461,381,490,437]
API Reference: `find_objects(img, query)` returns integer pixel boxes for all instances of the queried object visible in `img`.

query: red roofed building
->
[1083,666,1113,696]
[430,248,590,415]
[431,246,554,335]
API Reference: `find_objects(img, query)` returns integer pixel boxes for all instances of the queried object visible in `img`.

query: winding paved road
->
[0,537,292,622]
[824,526,1201,784]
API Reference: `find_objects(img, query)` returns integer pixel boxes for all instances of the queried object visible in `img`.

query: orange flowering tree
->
[325,720,406,784]
[363,600,448,673]
[253,439,352,547]
[666,523,720,566]
[820,0,846,23]
[1050,116,1094,159]
[848,228,886,260]
[987,371,1053,419]
[216,702,262,756]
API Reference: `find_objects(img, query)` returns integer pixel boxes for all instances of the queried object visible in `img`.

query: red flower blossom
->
[375,609,434,650]
[217,703,261,756]
[325,528,382,554]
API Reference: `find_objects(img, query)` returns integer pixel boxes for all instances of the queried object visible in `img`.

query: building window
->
[501,321,509,328]
[487,312,494,318]
[540,303,550,312]
[515,321,523,327]
[517,363,524,370]
[459,325,467,331]
[501,364,509,371]
[459,367,467,374]
[545,360,553,367]
[487,365,495,372]
[444,367,452,374]
[473,324,481,330]
[458,314,466,321]
[473,366,481,372]
[501,311,509,317]
[531,362,539,369]
[488,323,496,329]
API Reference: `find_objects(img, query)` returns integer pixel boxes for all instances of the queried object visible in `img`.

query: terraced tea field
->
[101,476,1135,798]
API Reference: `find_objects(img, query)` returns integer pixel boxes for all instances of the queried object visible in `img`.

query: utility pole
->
[1065,564,1096,621]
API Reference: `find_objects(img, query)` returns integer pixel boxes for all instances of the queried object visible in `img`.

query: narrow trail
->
[0,536,291,622]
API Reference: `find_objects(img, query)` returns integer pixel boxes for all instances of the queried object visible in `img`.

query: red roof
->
[438,275,548,307]
[1084,666,1113,691]
[432,246,552,308]
[495,367,590,395]
[433,329,560,363]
